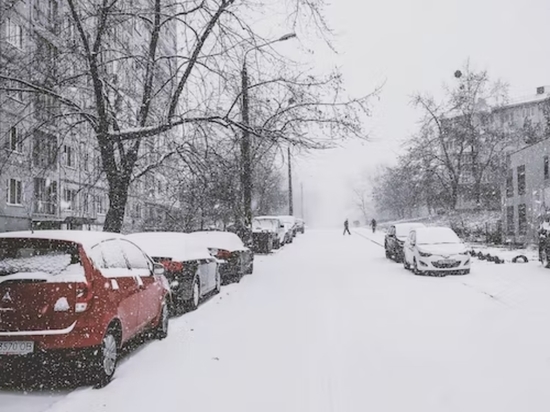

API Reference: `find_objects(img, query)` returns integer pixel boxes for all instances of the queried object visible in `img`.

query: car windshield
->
[416,229,461,245]
[0,238,82,279]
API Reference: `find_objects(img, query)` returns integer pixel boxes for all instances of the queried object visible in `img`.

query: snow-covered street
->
[4,229,550,412]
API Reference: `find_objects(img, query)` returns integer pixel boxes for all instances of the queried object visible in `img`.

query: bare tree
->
[1,0,375,233]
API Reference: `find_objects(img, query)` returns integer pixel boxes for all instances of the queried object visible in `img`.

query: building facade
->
[0,0,180,233]
[503,138,550,244]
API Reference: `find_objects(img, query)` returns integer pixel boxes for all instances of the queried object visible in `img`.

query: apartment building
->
[0,0,180,233]
[441,86,550,212]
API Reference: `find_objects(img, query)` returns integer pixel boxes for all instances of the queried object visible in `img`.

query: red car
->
[0,230,170,387]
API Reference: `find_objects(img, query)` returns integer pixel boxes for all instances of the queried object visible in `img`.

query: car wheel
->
[152,301,169,340]
[247,262,254,274]
[185,277,200,311]
[92,326,119,388]
[385,245,392,259]
[413,259,421,276]
[214,271,221,294]
[403,257,410,270]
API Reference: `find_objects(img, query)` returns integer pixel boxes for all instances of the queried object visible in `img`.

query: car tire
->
[385,245,392,259]
[246,262,254,274]
[185,277,200,311]
[403,257,410,270]
[413,259,421,276]
[215,273,222,292]
[152,301,169,340]
[91,326,120,388]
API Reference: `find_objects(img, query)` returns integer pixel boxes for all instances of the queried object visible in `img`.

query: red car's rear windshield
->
[0,238,81,278]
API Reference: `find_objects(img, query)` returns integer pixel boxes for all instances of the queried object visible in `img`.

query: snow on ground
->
[4,229,550,411]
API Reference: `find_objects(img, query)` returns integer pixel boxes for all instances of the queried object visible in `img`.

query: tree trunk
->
[103,177,130,233]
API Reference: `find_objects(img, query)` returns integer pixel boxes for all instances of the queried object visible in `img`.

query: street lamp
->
[240,33,296,233]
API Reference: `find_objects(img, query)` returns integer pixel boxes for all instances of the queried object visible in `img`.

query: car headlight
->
[419,251,431,257]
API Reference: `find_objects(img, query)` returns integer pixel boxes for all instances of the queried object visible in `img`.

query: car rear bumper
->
[0,321,104,352]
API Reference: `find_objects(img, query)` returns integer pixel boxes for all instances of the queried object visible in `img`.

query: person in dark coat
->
[371,218,377,233]
[343,219,351,235]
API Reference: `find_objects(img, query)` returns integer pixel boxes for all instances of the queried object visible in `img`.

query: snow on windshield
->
[127,233,211,261]
[0,239,86,282]
[416,228,461,245]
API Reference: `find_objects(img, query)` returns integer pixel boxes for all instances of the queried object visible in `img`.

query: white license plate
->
[0,341,34,355]
[440,259,456,265]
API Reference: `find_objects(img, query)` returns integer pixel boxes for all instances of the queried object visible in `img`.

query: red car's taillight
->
[160,260,184,273]
[217,250,232,260]
[76,282,93,313]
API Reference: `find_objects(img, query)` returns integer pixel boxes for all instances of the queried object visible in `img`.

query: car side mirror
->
[153,263,165,276]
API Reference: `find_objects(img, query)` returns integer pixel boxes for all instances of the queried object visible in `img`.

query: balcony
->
[33,201,57,216]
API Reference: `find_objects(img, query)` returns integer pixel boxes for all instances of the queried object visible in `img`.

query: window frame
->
[518,204,528,235]
[517,165,526,196]
[5,17,23,50]
[6,178,23,206]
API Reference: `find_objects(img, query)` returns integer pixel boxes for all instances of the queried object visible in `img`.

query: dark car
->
[190,231,254,284]
[252,217,285,253]
[296,218,305,234]
[127,232,220,314]
[385,223,426,262]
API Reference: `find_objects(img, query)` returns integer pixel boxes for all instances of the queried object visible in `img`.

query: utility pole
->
[240,33,297,231]
[241,61,252,233]
[288,146,293,215]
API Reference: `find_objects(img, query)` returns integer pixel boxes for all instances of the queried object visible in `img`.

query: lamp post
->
[240,33,296,232]
[288,146,293,215]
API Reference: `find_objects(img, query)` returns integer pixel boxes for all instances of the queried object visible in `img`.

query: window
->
[33,178,57,214]
[120,240,151,271]
[94,195,106,214]
[517,165,526,196]
[63,145,75,168]
[32,131,57,168]
[62,188,77,210]
[5,17,23,49]
[6,178,22,205]
[545,156,549,180]
[6,126,23,153]
[506,206,515,236]
[518,204,527,235]
[98,240,127,270]
[506,170,514,198]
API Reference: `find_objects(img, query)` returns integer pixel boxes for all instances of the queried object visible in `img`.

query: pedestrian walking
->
[539,215,550,267]
[371,218,377,233]
[343,219,351,235]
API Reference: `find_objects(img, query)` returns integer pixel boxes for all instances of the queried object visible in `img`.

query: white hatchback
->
[403,227,470,276]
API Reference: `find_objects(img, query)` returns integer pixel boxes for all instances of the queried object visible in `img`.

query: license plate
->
[440,259,456,265]
[0,341,34,355]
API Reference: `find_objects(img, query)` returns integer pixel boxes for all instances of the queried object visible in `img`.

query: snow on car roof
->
[0,230,124,249]
[415,227,461,245]
[277,215,296,223]
[189,231,247,252]
[127,232,211,261]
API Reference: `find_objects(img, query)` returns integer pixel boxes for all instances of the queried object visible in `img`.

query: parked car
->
[384,222,426,262]
[189,231,254,283]
[403,227,471,276]
[0,230,170,387]
[278,215,298,240]
[252,216,285,252]
[296,218,305,234]
[127,232,220,314]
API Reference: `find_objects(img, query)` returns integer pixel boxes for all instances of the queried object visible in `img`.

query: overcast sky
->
[288,0,550,228]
